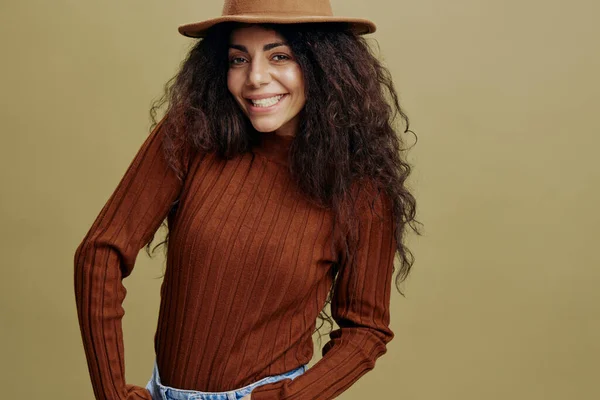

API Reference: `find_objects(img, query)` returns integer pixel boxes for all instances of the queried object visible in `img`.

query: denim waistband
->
[146,359,308,400]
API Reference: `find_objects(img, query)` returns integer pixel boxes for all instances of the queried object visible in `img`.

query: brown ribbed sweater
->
[74,122,396,400]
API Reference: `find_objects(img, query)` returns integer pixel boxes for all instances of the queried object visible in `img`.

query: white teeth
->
[250,95,284,107]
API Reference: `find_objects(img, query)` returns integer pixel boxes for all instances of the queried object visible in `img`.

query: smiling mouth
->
[246,94,287,108]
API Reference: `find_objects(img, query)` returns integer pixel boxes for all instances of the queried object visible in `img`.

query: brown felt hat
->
[178,0,377,38]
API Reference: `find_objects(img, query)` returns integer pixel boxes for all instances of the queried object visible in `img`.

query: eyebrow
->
[228,42,288,52]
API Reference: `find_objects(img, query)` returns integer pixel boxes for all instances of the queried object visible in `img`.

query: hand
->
[240,395,251,400]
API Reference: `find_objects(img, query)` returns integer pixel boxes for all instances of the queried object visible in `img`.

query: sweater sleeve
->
[250,186,397,400]
[73,119,189,400]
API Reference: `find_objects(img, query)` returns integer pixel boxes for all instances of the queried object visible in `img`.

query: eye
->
[229,56,247,65]
[272,54,291,62]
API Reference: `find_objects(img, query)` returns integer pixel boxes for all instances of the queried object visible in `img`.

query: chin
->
[250,120,283,133]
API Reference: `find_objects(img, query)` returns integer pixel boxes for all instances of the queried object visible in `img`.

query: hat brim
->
[178,15,376,38]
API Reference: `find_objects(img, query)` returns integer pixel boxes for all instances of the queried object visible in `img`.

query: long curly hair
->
[145,21,423,342]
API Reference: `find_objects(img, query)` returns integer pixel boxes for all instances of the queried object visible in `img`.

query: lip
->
[245,93,287,100]
[246,94,288,114]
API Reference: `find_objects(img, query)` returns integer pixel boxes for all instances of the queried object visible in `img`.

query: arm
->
[73,119,190,399]
[250,185,397,400]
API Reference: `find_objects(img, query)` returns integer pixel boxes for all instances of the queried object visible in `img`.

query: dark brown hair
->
[145,21,423,341]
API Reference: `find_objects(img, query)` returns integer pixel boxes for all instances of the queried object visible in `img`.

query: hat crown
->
[222,0,334,17]
[179,0,376,38]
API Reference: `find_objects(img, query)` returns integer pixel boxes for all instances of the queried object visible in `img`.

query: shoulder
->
[150,116,200,181]
[350,178,393,220]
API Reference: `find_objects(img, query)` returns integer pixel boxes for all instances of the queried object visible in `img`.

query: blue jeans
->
[145,359,308,400]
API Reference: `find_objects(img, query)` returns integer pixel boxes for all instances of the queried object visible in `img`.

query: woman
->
[74,1,421,399]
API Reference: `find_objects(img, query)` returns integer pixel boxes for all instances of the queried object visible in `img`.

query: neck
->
[274,113,300,138]
[252,132,294,167]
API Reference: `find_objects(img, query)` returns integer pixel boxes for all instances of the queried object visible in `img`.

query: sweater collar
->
[253,133,294,166]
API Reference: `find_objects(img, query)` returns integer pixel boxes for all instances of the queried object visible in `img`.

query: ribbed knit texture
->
[74,122,396,400]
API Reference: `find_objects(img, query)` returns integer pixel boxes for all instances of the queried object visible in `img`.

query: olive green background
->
[1,0,598,399]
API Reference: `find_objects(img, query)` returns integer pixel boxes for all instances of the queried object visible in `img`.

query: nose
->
[246,57,271,88]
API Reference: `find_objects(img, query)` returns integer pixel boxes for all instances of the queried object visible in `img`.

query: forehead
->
[229,25,286,45]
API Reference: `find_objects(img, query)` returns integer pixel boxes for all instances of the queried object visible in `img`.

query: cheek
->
[279,65,305,95]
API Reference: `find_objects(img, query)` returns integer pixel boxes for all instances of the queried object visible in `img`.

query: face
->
[227,25,306,137]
